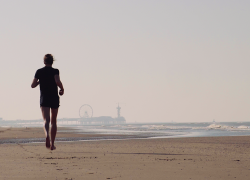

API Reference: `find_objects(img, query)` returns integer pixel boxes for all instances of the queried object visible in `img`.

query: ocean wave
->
[139,124,250,131]
[206,124,250,131]
[207,124,222,129]
[141,125,191,130]
[237,125,249,129]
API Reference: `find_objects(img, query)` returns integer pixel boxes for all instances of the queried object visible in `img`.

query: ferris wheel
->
[79,104,93,118]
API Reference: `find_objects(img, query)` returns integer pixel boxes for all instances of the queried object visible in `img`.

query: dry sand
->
[0,127,250,180]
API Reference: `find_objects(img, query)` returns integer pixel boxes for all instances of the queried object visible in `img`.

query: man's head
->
[44,54,54,65]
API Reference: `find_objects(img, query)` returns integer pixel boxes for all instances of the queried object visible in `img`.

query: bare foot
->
[50,145,56,150]
[46,137,50,149]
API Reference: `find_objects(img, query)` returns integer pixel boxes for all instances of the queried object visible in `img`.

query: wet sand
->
[0,127,137,144]
[0,127,250,180]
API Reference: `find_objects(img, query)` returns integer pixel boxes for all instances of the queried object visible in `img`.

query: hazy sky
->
[0,0,250,122]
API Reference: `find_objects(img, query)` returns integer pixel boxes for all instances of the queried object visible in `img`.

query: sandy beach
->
[0,127,250,180]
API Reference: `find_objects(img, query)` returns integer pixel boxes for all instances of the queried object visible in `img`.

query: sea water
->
[67,122,250,138]
[2,121,250,139]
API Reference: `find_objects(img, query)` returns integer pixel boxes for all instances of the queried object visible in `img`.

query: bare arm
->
[54,74,64,95]
[31,78,39,88]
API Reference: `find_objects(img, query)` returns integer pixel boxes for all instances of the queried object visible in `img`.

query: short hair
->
[44,54,54,65]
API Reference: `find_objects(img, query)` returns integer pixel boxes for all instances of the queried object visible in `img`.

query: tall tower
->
[117,104,121,118]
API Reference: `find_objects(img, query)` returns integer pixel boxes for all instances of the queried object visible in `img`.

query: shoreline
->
[0,127,250,145]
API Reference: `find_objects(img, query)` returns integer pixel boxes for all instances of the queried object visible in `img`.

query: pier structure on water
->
[0,104,126,126]
[77,104,126,124]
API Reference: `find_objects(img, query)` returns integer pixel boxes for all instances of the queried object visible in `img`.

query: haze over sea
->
[2,120,250,140]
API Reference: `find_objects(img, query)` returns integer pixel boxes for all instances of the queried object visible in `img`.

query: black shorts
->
[40,95,60,109]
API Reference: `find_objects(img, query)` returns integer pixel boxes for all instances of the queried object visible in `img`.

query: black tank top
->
[35,66,59,97]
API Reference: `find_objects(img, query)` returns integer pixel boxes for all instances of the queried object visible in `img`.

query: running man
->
[31,54,64,150]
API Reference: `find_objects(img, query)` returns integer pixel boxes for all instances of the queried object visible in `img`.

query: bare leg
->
[50,108,58,150]
[41,107,51,148]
